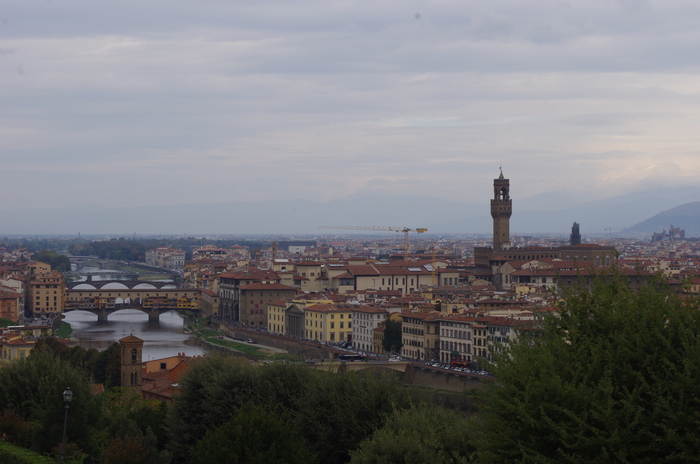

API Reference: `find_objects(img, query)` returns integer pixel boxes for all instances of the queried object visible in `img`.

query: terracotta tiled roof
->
[239,283,297,291]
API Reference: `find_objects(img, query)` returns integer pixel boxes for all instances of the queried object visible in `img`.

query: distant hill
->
[625,202,700,236]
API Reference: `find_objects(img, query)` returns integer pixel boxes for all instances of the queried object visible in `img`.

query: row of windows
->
[403,327,424,336]
[440,340,471,353]
[441,329,471,340]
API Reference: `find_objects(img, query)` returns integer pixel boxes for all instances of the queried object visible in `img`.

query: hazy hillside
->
[625,202,700,235]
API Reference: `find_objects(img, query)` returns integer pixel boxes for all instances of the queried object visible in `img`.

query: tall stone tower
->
[490,169,512,251]
[570,222,581,246]
[119,334,144,393]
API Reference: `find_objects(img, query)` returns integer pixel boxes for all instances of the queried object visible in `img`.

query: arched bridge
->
[65,288,201,322]
[67,279,176,290]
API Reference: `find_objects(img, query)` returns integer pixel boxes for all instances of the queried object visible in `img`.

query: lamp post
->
[59,387,73,462]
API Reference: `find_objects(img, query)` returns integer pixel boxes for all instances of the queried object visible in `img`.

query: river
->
[63,309,208,361]
[64,265,199,360]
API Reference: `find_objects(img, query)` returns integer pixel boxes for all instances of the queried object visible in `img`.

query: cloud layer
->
[3,0,700,211]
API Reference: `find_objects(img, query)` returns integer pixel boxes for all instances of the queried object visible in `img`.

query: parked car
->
[247,339,257,344]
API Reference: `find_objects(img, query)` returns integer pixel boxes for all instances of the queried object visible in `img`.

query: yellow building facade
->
[28,270,65,316]
[304,304,353,343]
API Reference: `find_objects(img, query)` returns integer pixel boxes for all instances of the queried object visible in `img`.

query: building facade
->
[28,270,65,317]
[239,283,297,328]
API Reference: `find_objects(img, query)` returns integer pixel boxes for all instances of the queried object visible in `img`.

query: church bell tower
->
[491,169,512,251]
[119,334,143,394]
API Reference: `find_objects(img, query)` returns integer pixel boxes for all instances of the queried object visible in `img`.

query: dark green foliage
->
[30,338,102,384]
[167,356,412,464]
[89,389,170,463]
[101,411,169,464]
[30,249,71,272]
[0,411,38,449]
[382,319,403,353]
[295,370,412,464]
[166,356,259,462]
[349,405,476,464]
[191,404,314,464]
[92,342,121,387]
[0,318,15,328]
[475,271,700,463]
[167,358,316,461]
[0,351,101,456]
[127,400,170,451]
[0,441,58,464]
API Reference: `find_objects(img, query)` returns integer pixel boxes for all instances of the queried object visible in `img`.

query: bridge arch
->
[72,283,98,290]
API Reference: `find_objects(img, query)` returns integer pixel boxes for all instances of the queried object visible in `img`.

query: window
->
[131,349,138,363]
[160,362,167,370]
[331,322,335,329]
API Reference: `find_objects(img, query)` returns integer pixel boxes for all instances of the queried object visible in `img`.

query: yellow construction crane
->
[318,226,428,260]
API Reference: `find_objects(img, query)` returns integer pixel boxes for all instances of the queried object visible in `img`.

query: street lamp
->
[59,387,73,462]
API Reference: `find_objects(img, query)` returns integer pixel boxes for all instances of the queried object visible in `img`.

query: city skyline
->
[3,1,700,211]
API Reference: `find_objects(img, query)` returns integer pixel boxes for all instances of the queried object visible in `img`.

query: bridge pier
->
[148,310,160,322]
[97,309,108,322]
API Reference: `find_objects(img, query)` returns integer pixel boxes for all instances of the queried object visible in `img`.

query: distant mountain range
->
[2,186,700,236]
[625,202,700,236]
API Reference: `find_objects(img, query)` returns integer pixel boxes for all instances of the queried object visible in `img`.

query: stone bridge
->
[65,288,201,321]
[66,279,176,290]
[66,305,185,323]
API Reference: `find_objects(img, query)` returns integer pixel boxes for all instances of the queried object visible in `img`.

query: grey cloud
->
[2,0,700,211]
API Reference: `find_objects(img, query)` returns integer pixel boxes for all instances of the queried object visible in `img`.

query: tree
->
[167,356,412,464]
[30,249,71,272]
[191,404,314,464]
[0,351,101,456]
[350,405,476,464]
[475,271,700,463]
[295,369,412,464]
[166,356,260,462]
[382,319,403,354]
[92,342,121,387]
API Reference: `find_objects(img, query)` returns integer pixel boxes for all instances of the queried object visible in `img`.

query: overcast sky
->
[3,0,700,211]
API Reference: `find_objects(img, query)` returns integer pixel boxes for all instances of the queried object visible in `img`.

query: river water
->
[63,309,208,361]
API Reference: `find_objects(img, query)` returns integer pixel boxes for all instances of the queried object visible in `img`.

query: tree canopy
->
[382,319,403,354]
[475,272,700,463]
[30,249,71,272]
[166,356,413,464]
[350,405,476,464]
[191,404,313,464]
